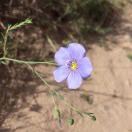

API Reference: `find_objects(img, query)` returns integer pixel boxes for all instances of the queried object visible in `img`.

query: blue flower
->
[53,43,93,89]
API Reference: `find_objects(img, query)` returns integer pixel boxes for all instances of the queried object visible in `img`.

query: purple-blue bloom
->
[53,43,93,89]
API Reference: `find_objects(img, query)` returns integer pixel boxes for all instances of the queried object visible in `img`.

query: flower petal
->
[67,71,82,89]
[55,47,70,65]
[78,57,93,78]
[53,66,70,82]
[68,43,86,60]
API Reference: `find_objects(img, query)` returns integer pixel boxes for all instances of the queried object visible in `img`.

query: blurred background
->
[0,0,132,132]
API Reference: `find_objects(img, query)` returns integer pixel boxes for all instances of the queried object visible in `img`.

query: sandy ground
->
[1,2,132,132]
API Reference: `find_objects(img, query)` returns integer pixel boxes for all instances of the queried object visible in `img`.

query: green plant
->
[0,18,95,125]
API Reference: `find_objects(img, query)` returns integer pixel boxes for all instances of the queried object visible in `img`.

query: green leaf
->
[80,94,93,104]
[52,106,60,120]
[84,112,96,121]
[67,118,74,125]
[51,91,64,100]
[76,111,84,117]
[91,115,96,121]
[9,18,32,30]
[58,94,64,100]
[127,54,132,61]
[50,90,57,96]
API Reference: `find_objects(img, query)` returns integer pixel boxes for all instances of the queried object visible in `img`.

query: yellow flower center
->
[70,61,78,70]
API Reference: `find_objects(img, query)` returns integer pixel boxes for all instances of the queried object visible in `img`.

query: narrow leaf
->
[84,112,96,121]
[52,106,60,120]
[127,54,132,61]
[67,118,74,125]
[9,18,32,30]
[47,36,56,52]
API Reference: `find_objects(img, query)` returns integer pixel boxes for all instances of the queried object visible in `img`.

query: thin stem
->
[35,71,56,105]
[27,65,79,122]
[0,57,57,106]
[0,57,56,65]
[34,69,85,119]
[54,91,83,115]
[3,26,10,57]
[27,64,57,106]
[50,88,84,117]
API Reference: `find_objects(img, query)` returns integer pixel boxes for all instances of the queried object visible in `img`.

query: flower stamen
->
[70,61,78,70]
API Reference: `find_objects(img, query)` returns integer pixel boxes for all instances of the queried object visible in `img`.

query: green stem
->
[29,65,57,106]
[3,26,10,57]
[0,57,56,65]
